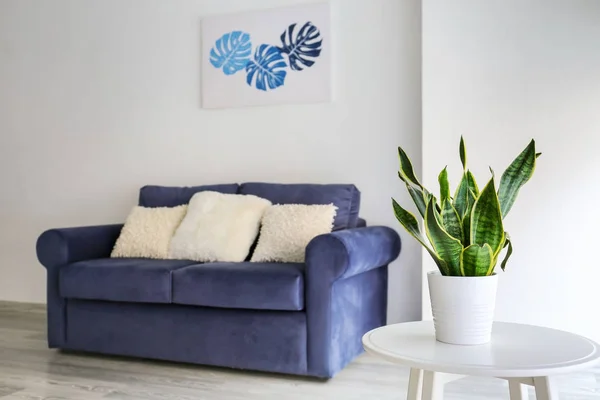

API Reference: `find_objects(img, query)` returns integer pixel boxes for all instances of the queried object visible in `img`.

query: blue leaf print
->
[278,22,322,71]
[210,31,252,75]
[245,44,288,91]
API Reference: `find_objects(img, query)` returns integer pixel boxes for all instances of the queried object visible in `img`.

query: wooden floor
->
[0,302,599,400]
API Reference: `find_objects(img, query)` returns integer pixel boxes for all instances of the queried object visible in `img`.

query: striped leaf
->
[453,173,471,218]
[426,189,442,214]
[498,139,538,217]
[466,170,479,196]
[459,136,467,170]
[500,233,513,271]
[461,189,477,245]
[392,198,421,241]
[399,166,438,218]
[425,198,463,276]
[433,196,444,226]
[471,177,505,254]
[438,167,450,202]
[398,146,423,189]
[397,170,406,183]
[441,200,462,241]
[393,198,450,275]
[406,183,427,218]
[399,167,431,219]
[460,243,494,276]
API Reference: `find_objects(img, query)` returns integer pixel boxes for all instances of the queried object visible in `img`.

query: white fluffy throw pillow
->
[111,205,187,259]
[169,191,272,262]
[251,204,337,263]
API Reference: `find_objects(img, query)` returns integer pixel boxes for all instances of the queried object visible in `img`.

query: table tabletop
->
[362,321,600,377]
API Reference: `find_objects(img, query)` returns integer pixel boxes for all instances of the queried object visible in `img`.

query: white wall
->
[423,1,600,340]
[0,0,422,323]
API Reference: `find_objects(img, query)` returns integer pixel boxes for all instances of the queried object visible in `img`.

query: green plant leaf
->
[462,218,470,246]
[427,190,443,214]
[466,170,479,196]
[392,198,421,240]
[460,243,494,276]
[397,163,433,219]
[500,234,513,271]
[453,174,468,217]
[468,189,477,208]
[459,136,467,171]
[471,177,505,254]
[498,139,538,217]
[438,167,450,202]
[398,146,423,189]
[453,173,472,218]
[397,170,406,183]
[441,200,462,241]
[425,198,463,276]
[461,189,477,245]
[433,197,444,226]
[536,152,542,159]
[406,184,427,218]
[423,189,433,205]
[392,198,450,275]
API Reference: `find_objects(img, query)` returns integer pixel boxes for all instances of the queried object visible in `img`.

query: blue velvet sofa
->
[36,183,401,378]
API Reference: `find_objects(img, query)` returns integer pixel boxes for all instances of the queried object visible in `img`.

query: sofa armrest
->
[36,224,124,269]
[304,225,401,378]
[37,223,123,348]
[305,226,401,283]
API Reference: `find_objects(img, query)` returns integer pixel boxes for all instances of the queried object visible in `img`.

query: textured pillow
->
[111,205,187,259]
[169,191,272,262]
[251,204,337,263]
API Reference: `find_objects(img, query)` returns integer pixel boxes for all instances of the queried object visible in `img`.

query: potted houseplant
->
[393,137,539,345]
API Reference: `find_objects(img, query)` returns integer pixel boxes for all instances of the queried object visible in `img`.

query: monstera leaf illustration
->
[210,31,252,75]
[245,44,288,91]
[278,22,323,71]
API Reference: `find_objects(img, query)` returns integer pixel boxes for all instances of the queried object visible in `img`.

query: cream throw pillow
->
[111,205,187,259]
[169,191,272,262]
[251,204,337,263]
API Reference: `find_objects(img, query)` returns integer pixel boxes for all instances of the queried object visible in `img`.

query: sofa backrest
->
[139,184,239,207]
[238,183,361,230]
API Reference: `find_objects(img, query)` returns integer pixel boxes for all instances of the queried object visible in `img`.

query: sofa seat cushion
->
[172,262,305,311]
[60,258,198,303]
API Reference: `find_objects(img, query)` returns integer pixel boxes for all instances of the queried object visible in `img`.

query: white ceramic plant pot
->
[428,271,498,345]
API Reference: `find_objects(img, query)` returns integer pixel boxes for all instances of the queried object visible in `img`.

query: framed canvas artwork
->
[201,3,332,109]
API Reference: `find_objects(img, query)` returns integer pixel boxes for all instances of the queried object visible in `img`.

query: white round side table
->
[362,321,600,400]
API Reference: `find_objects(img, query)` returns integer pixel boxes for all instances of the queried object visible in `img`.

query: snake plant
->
[392,137,540,277]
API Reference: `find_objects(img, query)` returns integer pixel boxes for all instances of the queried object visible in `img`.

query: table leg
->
[508,379,528,400]
[533,377,558,400]
[407,368,423,400]
[422,371,443,400]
